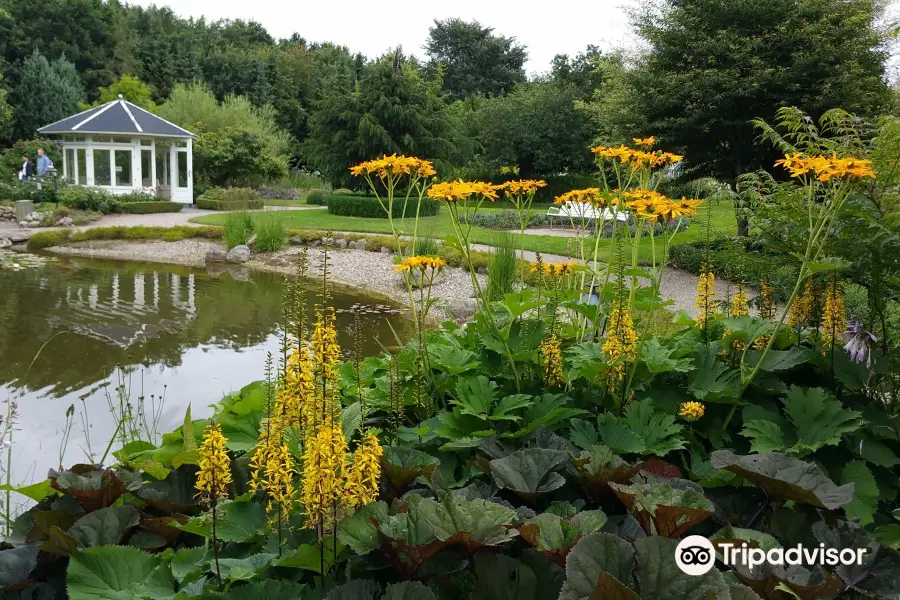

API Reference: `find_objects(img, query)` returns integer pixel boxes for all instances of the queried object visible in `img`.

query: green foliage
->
[10,49,85,139]
[27,225,222,250]
[425,18,527,99]
[157,83,290,187]
[325,194,440,219]
[303,51,465,187]
[253,212,287,252]
[0,73,12,140]
[487,231,517,301]
[196,187,264,211]
[1,139,62,181]
[223,211,255,250]
[57,186,117,213]
[91,74,156,110]
[117,201,183,214]
[305,188,329,205]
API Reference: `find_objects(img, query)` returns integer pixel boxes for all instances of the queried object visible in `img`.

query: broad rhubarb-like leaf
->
[489,448,567,501]
[609,481,713,538]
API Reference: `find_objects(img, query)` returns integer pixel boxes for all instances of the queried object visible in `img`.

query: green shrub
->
[58,187,118,213]
[0,179,39,202]
[487,232,517,301]
[196,187,264,210]
[115,191,158,204]
[119,201,184,214]
[326,194,439,219]
[26,229,72,250]
[0,139,62,178]
[223,211,255,249]
[254,213,287,252]
[332,188,355,195]
[306,189,329,206]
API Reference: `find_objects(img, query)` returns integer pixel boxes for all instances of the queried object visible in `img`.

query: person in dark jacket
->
[19,155,33,181]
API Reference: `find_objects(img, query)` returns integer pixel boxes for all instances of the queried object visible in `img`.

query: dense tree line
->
[0,0,893,200]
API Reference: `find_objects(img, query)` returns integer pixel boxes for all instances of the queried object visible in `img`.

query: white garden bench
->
[546,201,628,227]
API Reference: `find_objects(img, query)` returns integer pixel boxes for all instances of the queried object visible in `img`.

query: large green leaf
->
[417,496,517,546]
[453,376,497,417]
[688,346,740,401]
[169,546,207,584]
[489,449,567,501]
[741,420,787,454]
[324,579,379,600]
[277,541,341,574]
[428,344,480,375]
[216,501,268,542]
[610,481,713,538]
[0,545,38,588]
[337,502,390,555]
[217,553,276,581]
[0,480,58,503]
[623,400,685,456]
[595,414,646,454]
[227,580,307,600]
[841,460,879,526]
[639,339,694,374]
[782,387,862,455]
[743,347,811,372]
[633,536,731,600]
[471,554,537,600]
[711,450,854,509]
[519,510,608,561]
[383,581,438,600]
[69,506,140,549]
[557,532,635,600]
[66,545,164,600]
[514,394,587,438]
[381,447,440,494]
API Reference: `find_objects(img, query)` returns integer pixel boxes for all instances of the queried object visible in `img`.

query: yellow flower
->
[679,401,705,422]
[633,137,656,147]
[349,155,434,180]
[427,180,501,202]
[344,431,383,510]
[554,187,605,207]
[539,335,564,387]
[758,280,776,320]
[775,153,875,182]
[196,423,232,504]
[392,255,446,273]
[603,302,638,386]
[264,442,296,520]
[528,261,578,277]
[730,287,750,318]
[820,281,846,352]
[695,268,718,327]
[788,280,815,328]
[502,179,547,196]
[300,424,348,527]
[249,416,283,493]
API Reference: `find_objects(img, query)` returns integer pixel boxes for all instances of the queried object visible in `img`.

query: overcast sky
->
[128,0,643,76]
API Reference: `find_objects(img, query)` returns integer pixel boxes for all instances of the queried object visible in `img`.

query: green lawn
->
[262,199,308,207]
[191,202,736,264]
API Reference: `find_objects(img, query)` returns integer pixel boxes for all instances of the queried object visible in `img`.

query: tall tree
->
[629,0,891,235]
[550,45,605,100]
[0,71,12,141]
[11,50,84,139]
[302,51,465,186]
[425,19,527,99]
[88,74,156,109]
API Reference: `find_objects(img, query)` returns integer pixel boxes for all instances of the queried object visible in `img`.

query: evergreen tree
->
[0,72,12,141]
[302,51,465,186]
[11,50,85,139]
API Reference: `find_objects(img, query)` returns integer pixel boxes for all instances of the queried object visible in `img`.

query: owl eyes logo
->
[675,536,716,576]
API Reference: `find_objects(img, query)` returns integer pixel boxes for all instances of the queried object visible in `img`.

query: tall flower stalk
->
[195,423,231,587]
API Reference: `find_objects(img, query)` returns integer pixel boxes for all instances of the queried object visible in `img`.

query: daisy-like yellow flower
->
[300,423,348,527]
[820,281,846,353]
[427,180,501,202]
[392,256,446,273]
[633,137,656,147]
[539,335,564,387]
[679,401,705,422]
[603,301,638,385]
[775,153,875,182]
[695,268,718,327]
[264,442,296,520]
[350,155,434,179]
[196,423,232,504]
[344,431,383,510]
[788,280,815,328]
[502,179,547,196]
[554,188,606,207]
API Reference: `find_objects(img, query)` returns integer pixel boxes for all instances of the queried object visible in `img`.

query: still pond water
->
[0,252,410,489]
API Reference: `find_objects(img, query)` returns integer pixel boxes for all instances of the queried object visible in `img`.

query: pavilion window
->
[141,149,153,187]
[114,150,132,187]
[76,149,87,185]
[65,148,76,184]
[94,149,111,186]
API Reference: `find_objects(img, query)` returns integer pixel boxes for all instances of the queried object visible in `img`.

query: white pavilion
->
[38,96,196,203]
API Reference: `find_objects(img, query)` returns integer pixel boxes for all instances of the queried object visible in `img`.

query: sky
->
[128,0,643,76]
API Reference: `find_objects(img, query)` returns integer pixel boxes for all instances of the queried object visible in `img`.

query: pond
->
[0,251,411,492]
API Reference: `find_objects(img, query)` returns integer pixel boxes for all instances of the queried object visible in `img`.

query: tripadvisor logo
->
[675,535,868,576]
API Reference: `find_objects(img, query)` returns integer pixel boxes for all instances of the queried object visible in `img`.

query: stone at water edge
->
[226,245,251,264]
[334,238,348,249]
[348,240,366,250]
[380,246,392,254]
[246,234,257,249]
[445,298,477,321]
[289,236,306,246]
[0,238,11,249]
[206,247,228,263]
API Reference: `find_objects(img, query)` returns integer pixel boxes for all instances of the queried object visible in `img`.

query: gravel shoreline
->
[47,238,749,319]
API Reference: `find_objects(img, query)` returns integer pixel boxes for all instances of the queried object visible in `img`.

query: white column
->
[86,140,95,186]
[132,139,141,191]
[171,274,181,305]
[134,274,145,308]
[111,273,119,308]
[186,138,193,202]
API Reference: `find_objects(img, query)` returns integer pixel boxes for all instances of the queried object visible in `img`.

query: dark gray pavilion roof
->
[38,98,196,138]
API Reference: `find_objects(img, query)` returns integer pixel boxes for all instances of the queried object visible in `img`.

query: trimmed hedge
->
[326,194,440,219]
[306,189,329,206]
[197,187,264,211]
[118,201,184,214]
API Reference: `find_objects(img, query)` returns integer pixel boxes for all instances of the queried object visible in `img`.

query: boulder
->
[8,231,31,243]
[0,238,11,249]
[348,239,367,250]
[206,247,228,262]
[476,266,488,275]
[226,245,251,264]
[380,246,393,254]
[444,298,478,322]
[334,238,348,249]
[26,221,40,228]
[289,236,306,246]
[309,239,321,248]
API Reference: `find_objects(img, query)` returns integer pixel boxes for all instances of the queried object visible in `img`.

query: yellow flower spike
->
[300,423,348,528]
[196,423,232,504]
[344,431,383,510]
[820,281,846,353]
[694,268,718,327]
[788,280,815,328]
[602,302,638,386]
[730,287,750,318]
[679,401,705,422]
[539,335,564,387]
[264,442,296,521]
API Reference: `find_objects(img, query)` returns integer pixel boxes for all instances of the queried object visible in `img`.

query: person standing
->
[19,154,33,181]
[35,148,53,177]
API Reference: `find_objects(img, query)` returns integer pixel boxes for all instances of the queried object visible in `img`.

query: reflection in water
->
[0,254,410,487]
